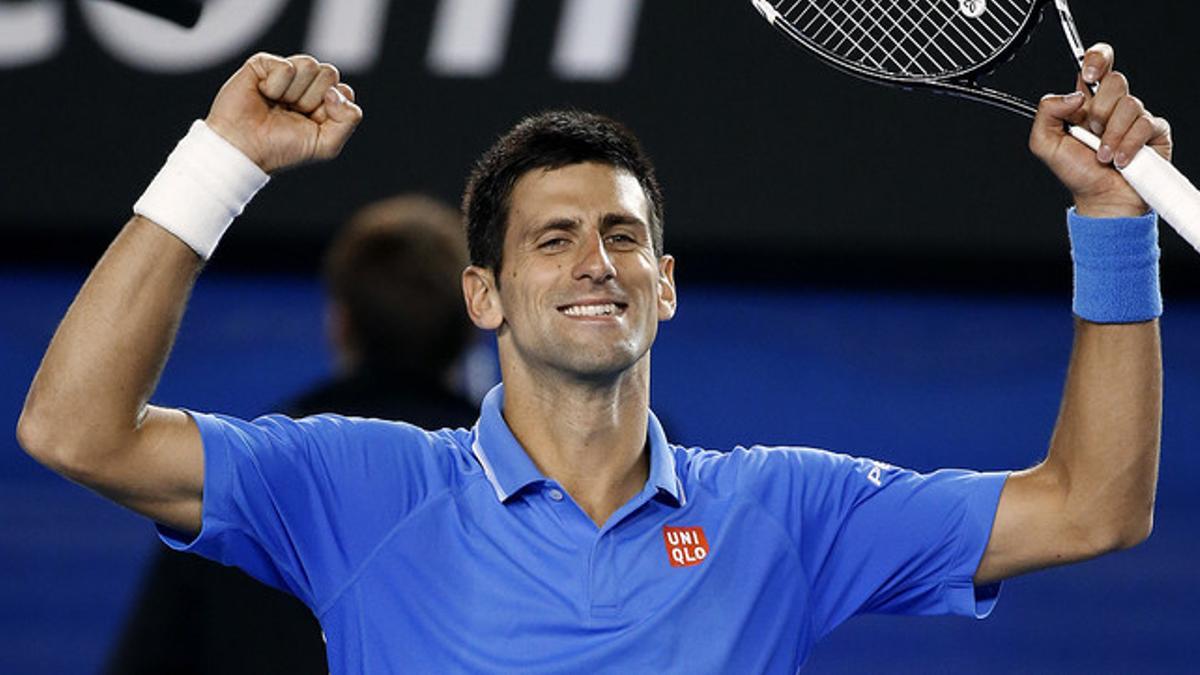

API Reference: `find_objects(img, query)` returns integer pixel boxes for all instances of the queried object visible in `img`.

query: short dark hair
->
[323,194,471,376]
[462,109,665,274]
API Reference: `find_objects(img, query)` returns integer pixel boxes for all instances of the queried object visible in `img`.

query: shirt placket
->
[588,531,620,619]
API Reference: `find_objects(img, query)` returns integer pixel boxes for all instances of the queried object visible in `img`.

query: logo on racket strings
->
[662,526,709,568]
[959,0,987,18]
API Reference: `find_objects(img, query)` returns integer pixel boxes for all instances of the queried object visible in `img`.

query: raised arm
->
[975,44,1168,584]
[16,53,362,535]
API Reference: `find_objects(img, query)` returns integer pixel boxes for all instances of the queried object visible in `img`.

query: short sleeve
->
[741,447,1008,639]
[157,411,457,610]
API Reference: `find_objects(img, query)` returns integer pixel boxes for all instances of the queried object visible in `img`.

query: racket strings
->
[772,0,1035,78]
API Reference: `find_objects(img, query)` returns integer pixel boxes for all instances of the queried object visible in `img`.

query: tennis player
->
[19,45,1166,672]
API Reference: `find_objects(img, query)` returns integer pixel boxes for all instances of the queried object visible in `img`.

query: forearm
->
[1038,200,1164,549]
[18,217,202,468]
[977,46,1169,584]
[1044,317,1162,549]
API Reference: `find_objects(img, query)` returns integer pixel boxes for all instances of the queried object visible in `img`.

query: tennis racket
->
[750,0,1200,252]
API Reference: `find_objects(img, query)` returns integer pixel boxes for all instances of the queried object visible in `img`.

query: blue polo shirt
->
[160,384,1007,673]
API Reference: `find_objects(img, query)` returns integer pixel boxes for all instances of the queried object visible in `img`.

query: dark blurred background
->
[1,1,1197,672]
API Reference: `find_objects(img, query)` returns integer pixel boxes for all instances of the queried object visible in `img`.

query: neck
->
[500,356,652,528]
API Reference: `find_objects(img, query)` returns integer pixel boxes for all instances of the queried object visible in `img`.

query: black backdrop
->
[2,0,1196,285]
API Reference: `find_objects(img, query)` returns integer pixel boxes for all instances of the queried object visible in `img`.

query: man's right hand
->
[205,52,364,174]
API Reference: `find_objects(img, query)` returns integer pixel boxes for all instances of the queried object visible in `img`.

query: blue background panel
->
[2,270,1197,673]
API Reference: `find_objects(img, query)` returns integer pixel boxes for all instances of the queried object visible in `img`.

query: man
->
[18,47,1166,672]
[106,194,480,674]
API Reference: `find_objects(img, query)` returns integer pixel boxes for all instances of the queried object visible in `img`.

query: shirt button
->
[548,488,564,502]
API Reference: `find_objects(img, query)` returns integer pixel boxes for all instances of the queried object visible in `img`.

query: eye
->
[539,237,569,250]
[605,233,638,247]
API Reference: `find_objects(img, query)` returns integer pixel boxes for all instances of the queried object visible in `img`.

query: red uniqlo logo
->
[662,526,709,567]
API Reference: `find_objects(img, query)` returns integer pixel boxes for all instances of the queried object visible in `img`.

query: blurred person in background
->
[105,194,481,675]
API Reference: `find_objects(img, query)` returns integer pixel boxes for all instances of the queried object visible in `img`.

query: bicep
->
[87,405,205,535]
[974,464,1090,585]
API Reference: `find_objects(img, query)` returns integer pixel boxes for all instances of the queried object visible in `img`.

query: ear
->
[656,255,677,321]
[463,265,504,330]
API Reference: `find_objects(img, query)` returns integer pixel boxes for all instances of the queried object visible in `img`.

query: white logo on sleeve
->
[865,460,895,488]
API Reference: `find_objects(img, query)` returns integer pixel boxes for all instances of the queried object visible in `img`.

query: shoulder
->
[192,411,483,494]
[673,443,891,502]
[673,442,877,478]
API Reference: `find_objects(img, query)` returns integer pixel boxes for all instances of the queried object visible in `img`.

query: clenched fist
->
[1029,43,1172,218]
[204,52,364,174]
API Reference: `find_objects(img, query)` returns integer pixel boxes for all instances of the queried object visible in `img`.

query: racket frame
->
[751,0,1052,118]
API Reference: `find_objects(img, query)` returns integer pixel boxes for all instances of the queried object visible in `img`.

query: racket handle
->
[1067,125,1200,253]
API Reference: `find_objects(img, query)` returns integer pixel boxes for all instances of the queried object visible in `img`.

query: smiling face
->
[463,162,676,383]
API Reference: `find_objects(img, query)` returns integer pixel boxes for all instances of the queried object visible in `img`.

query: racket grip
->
[1068,125,1200,253]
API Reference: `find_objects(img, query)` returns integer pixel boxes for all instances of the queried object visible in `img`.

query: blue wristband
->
[1068,208,1161,323]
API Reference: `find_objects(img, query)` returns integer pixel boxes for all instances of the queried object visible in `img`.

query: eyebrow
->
[600,212,648,230]
[528,213,648,239]
[528,218,581,241]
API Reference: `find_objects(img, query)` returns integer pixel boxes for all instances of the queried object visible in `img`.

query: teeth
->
[562,303,619,317]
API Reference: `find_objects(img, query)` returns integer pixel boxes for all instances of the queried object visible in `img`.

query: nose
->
[573,231,616,283]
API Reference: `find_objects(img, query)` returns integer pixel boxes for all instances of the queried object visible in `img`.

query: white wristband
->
[133,120,270,259]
